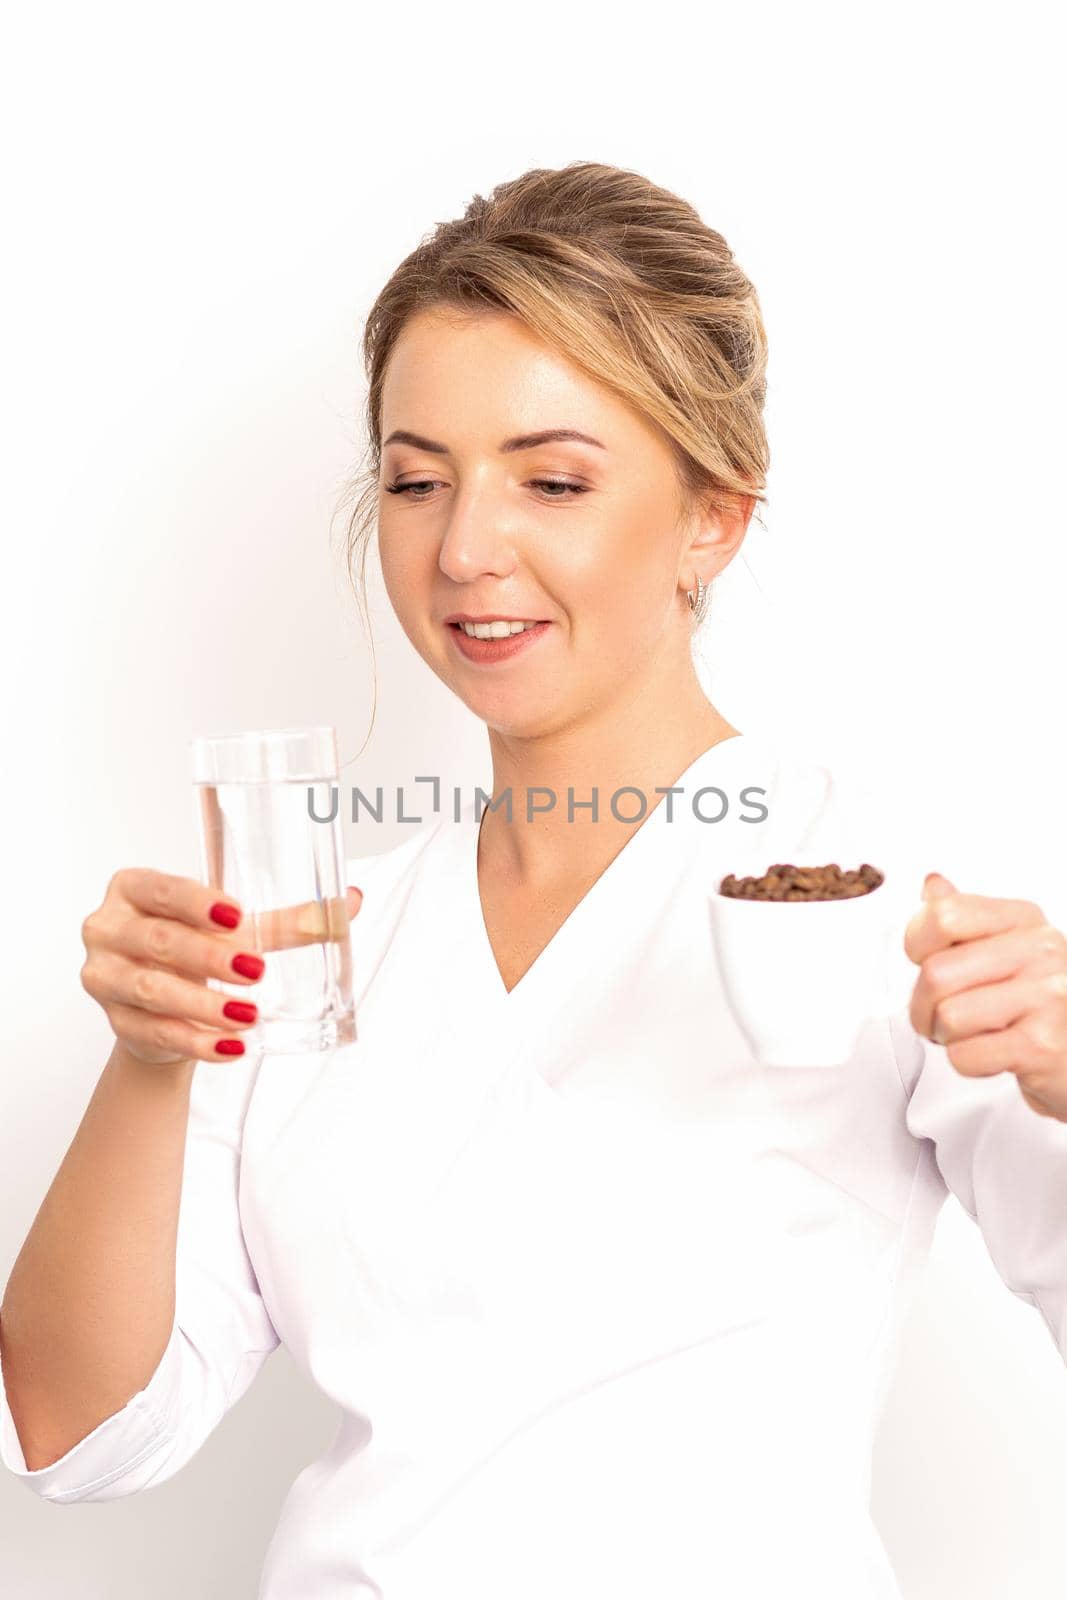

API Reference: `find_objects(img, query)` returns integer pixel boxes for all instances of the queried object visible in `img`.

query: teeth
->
[459,620,539,639]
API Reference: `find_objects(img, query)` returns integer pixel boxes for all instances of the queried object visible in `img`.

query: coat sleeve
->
[888,1003,1067,1362]
[0,1050,280,1503]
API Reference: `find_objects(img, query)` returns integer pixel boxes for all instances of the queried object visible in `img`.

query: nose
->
[437,511,519,585]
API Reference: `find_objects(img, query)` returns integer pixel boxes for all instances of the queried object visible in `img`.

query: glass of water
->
[189,725,356,1055]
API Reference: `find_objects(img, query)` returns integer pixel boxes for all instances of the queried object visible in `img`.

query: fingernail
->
[932,1020,948,1045]
[215,1038,245,1056]
[222,1000,258,1023]
[210,901,241,929]
[231,952,265,980]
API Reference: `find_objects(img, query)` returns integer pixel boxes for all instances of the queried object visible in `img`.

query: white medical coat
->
[3,733,1066,1598]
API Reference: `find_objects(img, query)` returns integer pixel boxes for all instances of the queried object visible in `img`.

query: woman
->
[3,161,1067,1598]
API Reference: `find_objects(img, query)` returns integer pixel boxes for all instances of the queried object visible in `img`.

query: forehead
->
[380,307,645,450]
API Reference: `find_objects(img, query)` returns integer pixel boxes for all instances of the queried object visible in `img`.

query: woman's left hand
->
[905,873,1067,1122]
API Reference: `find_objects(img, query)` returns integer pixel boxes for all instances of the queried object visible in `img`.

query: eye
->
[383,480,440,500]
[533,479,588,499]
[383,478,589,502]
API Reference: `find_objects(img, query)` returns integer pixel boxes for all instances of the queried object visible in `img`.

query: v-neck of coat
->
[457,733,751,1024]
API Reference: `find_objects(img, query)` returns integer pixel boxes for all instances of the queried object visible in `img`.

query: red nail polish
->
[216,1038,245,1056]
[231,952,265,980]
[210,901,241,929]
[223,1000,258,1023]
[223,998,259,1024]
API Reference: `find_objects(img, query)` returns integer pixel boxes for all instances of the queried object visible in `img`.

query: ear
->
[684,490,754,568]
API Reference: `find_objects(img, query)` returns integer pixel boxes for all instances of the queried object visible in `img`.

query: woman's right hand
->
[80,869,364,1066]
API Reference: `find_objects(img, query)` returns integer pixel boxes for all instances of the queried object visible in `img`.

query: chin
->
[479,702,578,741]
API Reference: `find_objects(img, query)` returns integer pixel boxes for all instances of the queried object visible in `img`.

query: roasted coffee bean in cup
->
[718,862,885,902]
[708,857,896,1066]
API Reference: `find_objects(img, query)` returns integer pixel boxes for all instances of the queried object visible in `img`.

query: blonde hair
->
[335,160,769,746]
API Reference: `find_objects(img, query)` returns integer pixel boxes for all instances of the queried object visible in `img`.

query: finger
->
[904,892,1046,966]
[112,867,245,931]
[909,924,1067,1038]
[86,951,261,1033]
[104,914,266,987]
[926,974,1051,1047]
[106,1000,251,1064]
[939,1010,1067,1081]
[251,888,362,953]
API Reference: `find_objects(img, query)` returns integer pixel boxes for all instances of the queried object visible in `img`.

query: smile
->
[447,620,552,663]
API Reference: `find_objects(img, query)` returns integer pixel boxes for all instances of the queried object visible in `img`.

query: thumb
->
[922,871,957,902]
[346,884,363,909]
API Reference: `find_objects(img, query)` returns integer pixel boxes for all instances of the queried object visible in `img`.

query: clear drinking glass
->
[190,725,356,1054]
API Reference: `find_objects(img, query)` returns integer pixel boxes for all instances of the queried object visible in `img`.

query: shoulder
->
[709,733,875,867]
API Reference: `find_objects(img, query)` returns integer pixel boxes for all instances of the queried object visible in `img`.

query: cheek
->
[378,529,433,617]
[535,536,603,617]
[597,535,675,638]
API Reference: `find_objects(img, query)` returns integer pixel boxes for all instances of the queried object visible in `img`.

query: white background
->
[1,1,1065,1595]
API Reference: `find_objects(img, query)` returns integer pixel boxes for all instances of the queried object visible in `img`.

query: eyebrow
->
[382,427,607,455]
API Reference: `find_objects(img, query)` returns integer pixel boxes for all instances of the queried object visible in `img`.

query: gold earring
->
[685,575,710,625]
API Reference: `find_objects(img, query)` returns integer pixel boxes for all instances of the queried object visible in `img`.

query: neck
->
[478,673,740,889]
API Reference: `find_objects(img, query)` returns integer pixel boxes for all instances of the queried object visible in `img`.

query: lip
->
[443,613,549,625]
[447,619,552,664]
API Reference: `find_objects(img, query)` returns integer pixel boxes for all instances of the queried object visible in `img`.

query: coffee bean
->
[718,862,884,901]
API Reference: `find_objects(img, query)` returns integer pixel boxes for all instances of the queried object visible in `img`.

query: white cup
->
[708,868,907,1067]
